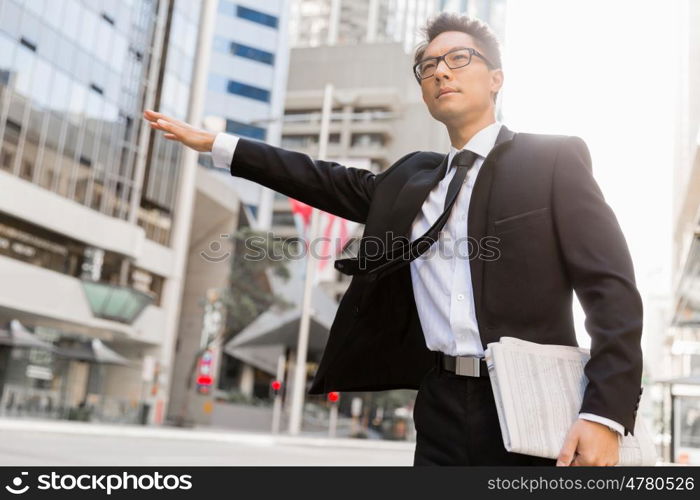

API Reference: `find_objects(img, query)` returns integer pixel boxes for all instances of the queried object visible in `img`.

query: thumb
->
[556,428,579,466]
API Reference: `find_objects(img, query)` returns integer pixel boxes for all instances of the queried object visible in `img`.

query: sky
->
[500,0,679,346]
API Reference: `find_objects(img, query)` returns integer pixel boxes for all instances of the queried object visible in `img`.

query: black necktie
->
[367,149,479,279]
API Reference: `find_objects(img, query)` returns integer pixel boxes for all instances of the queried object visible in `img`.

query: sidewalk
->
[0,417,416,452]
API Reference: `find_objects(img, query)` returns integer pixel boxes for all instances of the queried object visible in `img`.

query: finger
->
[156,119,183,136]
[147,110,190,129]
[556,432,579,466]
[143,109,166,123]
[163,133,177,140]
[143,110,187,130]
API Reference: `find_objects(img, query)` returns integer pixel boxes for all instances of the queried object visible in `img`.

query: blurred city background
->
[0,0,698,465]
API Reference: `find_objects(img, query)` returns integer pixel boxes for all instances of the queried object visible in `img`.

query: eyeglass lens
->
[417,49,472,79]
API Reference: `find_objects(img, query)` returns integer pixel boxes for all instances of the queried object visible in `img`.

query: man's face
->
[418,31,502,124]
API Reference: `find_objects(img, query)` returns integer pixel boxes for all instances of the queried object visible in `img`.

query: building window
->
[236,5,278,29]
[225,119,266,141]
[281,133,340,149]
[226,80,270,103]
[351,133,386,148]
[0,215,84,276]
[230,42,274,65]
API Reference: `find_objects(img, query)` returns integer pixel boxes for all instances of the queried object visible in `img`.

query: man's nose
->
[434,59,452,79]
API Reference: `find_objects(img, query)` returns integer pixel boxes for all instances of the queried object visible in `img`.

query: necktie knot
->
[452,149,478,168]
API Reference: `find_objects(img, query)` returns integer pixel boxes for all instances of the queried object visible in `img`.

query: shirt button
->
[460,214,466,220]
[457,294,464,301]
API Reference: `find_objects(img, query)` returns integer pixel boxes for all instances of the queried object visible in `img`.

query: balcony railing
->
[282,110,397,125]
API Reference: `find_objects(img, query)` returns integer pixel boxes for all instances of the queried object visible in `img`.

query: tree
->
[175,226,293,425]
[220,226,294,341]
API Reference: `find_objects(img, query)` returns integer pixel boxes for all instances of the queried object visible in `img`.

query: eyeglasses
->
[413,47,494,82]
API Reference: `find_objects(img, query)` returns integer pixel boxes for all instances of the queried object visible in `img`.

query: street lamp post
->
[287,83,335,436]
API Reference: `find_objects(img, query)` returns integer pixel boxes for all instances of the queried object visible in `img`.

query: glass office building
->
[0,0,200,246]
[0,0,203,424]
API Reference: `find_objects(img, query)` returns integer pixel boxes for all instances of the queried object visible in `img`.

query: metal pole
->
[288,83,334,435]
[329,403,338,438]
[271,353,285,434]
[328,0,341,46]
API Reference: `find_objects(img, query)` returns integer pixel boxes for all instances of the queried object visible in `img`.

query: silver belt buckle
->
[455,356,480,376]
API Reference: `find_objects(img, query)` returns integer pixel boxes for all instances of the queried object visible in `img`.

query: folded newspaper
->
[483,337,657,466]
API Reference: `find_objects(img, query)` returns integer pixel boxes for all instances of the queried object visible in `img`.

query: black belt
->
[437,352,489,377]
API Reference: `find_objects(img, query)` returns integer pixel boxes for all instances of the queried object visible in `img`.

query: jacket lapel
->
[387,124,516,240]
[468,124,516,335]
[387,154,449,239]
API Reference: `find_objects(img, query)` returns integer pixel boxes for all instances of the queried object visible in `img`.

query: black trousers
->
[412,353,557,466]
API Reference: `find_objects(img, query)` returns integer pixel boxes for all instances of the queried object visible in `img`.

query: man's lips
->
[437,89,458,98]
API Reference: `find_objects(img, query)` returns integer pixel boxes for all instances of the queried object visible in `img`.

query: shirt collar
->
[447,121,503,168]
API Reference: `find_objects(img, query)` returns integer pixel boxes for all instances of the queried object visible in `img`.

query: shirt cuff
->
[578,412,625,436]
[211,132,239,171]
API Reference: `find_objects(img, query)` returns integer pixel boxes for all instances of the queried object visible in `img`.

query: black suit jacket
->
[229,124,644,436]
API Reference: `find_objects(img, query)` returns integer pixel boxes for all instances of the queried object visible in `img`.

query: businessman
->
[144,12,643,466]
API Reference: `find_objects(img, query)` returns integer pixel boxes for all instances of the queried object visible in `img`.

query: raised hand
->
[142,109,216,152]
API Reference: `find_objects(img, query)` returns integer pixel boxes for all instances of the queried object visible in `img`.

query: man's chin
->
[431,109,467,125]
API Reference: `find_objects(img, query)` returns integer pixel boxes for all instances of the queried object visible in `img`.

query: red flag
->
[288,198,357,284]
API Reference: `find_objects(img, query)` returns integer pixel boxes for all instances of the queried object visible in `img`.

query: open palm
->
[142,109,215,152]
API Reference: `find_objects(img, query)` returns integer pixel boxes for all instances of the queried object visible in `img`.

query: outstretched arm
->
[225,134,378,223]
[143,109,416,224]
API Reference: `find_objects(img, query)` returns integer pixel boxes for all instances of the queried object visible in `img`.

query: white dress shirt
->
[210,128,624,436]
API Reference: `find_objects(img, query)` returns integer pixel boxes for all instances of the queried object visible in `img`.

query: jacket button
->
[336,262,344,269]
[353,305,360,316]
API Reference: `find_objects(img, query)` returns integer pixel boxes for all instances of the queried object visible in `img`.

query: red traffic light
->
[271,380,282,391]
[327,391,340,402]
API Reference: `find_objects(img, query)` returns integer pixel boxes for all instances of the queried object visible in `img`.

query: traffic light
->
[196,349,214,395]
[327,391,340,403]
[270,380,283,397]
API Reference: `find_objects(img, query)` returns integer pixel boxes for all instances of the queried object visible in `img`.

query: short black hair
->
[413,12,502,103]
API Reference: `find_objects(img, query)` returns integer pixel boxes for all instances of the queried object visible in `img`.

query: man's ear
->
[490,68,504,95]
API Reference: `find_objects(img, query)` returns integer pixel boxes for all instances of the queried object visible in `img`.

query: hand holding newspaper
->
[484,337,657,466]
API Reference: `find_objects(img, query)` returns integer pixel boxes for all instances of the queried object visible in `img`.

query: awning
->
[55,338,132,366]
[225,344,285,375]
[0,319,55,351]
[80,280,154,324]
[0,319,132,366]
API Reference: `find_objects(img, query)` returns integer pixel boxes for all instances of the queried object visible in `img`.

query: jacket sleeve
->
[230,137,417,224]
[551,135,644,436]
